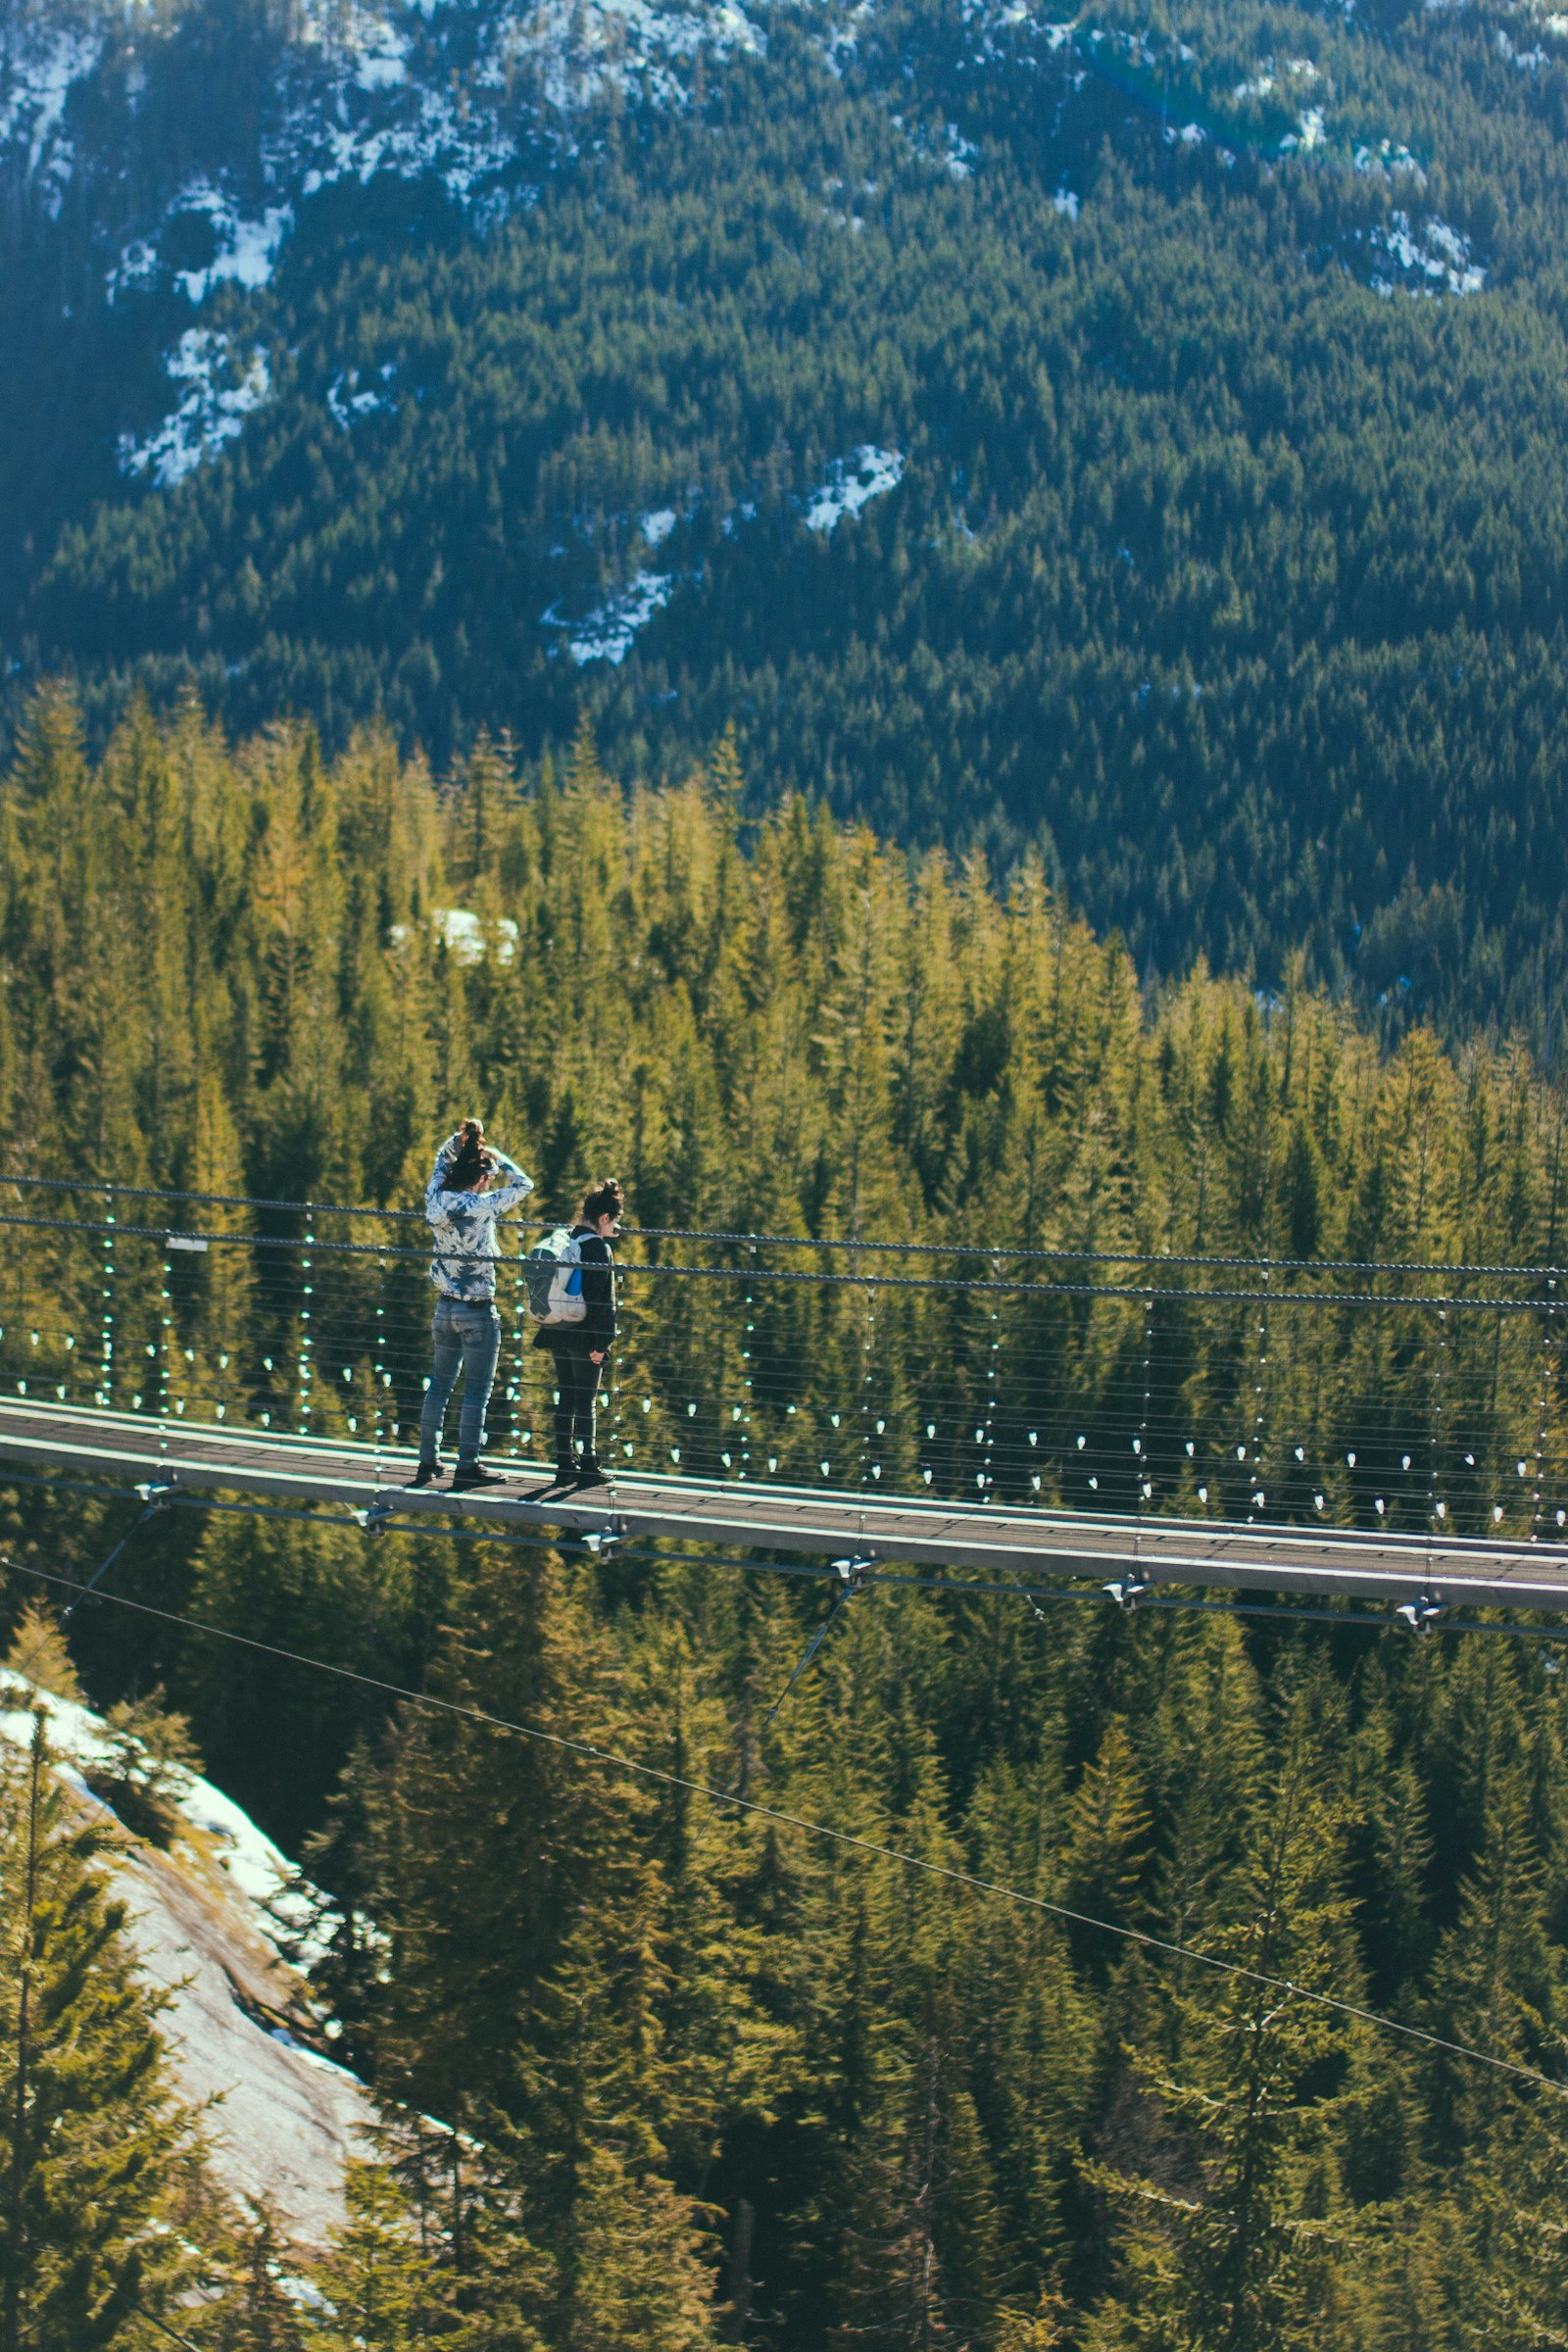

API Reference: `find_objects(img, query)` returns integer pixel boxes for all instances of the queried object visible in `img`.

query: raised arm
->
[424,1132,464,1216]
[483,1149,534,1214]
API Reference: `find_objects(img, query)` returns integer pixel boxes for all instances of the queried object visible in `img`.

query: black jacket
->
[533,1225,615,1354]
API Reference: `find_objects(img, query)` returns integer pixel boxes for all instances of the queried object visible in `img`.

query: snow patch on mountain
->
[1367,211,1487,295]
[174,180,295,301]
[391,907,521,960]
[945,122,978,175]
[107,182,293,304]
[806,445,904,532]
[0,1677,337,1962]
[535,450,901,656]
[1233,55,1319,103]
[327,361,397,427]
[1354,136,1426,187]
[820,0,873,75]
[554,569,676,662]
[958,0,1071,66]
[120,331,271,488]
[84,0,768,313]
[1496,24,1551,64]
[436,907,519,961]
[477,0,761,117]
[352,16,411,86]
[0,21,102,175]
[108,236,160,301]
[297,76,520,204]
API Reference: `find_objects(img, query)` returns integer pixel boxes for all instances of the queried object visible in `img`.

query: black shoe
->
[409,1461,440,1489]
[574,1458,608,1490]
[555,1457,578,1486]
[451,1464,511,1493]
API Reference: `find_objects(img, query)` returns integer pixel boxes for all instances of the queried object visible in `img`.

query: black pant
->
[549,1347,604,1463]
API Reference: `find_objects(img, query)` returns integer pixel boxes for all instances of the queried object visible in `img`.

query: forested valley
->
[4,693,1568,2346]
[10,0,1568,1039]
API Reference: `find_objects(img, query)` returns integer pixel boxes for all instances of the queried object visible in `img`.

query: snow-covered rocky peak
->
[7,0,767,236]
[0,12,104,217]
[4,0,768,485]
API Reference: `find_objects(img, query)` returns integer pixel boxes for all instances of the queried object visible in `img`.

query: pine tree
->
[310,2163,453,2350]
[202,2205,311,2351]
[1085,1698,1363,2352]
[1485,2026,1568,2350]
[3,1599,84,1703]
[964,1745,1098,2286]
[1061,1715,1153,1976]
[0,1709,207,2351]
[709,725,745,828]
[180,1509,419,1846]
[1423,1760,1562,2163]
[995,2283,1075,2351]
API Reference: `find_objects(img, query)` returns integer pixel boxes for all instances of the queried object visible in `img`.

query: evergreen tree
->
[0,1709,208,2351]
[201,2206,311,2352]
[310,2164,453,2351]
[1085,1696,1364,2352]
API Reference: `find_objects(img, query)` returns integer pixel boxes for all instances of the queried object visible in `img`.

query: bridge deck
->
[1,1400,1566,1611]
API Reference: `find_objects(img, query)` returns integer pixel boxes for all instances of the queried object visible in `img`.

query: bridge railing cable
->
[2,1171,1566,1280]
[0,1179,1563,1544]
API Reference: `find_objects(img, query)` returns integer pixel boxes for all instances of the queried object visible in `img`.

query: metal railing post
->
[298,1218,315,1437]
[1248,1266,1271,1522]
[98,1191,116,1409]
[1533,1275,1559,1544]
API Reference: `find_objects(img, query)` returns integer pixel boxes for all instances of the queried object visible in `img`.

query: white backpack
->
[523,1226,587,1324]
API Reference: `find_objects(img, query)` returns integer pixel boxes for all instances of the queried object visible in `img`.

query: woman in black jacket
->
[536,1178,623,1487]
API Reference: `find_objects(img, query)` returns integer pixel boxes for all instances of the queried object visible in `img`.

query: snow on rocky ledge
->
[806,445,904,533]
[1367,211,1487,296]
[390,905,521,959]
[120,331,272,488]
[0,20,103,207]
[0,1678,374,2248]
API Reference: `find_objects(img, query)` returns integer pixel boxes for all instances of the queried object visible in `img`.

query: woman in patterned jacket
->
[413,1118,533,1491]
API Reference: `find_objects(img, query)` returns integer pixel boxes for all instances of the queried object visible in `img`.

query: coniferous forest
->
[9,0,1568,2319]
[10,0,1568,1041]
[5,695,1568,2344]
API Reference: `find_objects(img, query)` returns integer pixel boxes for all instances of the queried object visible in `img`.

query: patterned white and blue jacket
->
[423,1134,534,1302]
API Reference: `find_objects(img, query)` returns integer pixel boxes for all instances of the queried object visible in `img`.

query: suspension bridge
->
[0,1176,1564,1615]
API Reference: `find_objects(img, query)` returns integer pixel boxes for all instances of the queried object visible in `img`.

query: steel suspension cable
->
[6,1172,1568,1279]
[0,1204,1562,1312]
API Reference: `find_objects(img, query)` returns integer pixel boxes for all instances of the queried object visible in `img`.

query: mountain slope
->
[0,1674,373,2246]
[7,0,1568,1035]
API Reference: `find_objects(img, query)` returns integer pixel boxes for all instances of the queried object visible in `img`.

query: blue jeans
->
[419,1298,501,1466]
